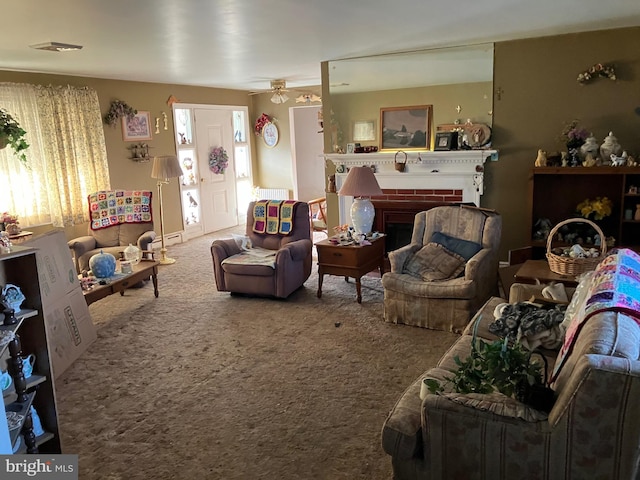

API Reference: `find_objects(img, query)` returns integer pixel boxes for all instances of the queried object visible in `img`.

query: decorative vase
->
[600,131,622,164]
[580,135,599,162]
[635,205,640,221]
[89,250,117,278]
[5,223,20,235]
[123,243,141,265]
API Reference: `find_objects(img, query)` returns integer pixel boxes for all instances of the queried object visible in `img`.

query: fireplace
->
[372,200,473,254]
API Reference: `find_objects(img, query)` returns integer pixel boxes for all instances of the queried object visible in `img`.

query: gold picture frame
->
[379,105,432,151]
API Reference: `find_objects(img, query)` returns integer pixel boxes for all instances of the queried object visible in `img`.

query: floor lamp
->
[151,155,183,264]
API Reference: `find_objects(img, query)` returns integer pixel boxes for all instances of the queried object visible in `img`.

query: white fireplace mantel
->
[324,149,498,226]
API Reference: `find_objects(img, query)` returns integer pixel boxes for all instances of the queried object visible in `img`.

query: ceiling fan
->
[248,79,291,103]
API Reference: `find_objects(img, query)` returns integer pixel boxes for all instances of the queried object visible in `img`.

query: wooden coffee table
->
[514,259,579,287]
[315,236,385,303]
[82,259,160,306]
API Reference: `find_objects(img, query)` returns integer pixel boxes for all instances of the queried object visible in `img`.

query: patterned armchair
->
[210,201,312,299]
[381,205,502,333]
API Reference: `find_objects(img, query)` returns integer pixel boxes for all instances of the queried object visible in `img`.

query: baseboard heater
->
[254,187,289,200]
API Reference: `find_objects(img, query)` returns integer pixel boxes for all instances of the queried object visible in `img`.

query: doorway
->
[289,105,324,201]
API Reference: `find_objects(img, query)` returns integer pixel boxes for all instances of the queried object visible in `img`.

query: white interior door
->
[195,108,237,232]
[290,106,325,201]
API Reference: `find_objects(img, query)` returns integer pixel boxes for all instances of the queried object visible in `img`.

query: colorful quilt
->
[551,248,640,384]
[89,190,153,230]
[252,200,298,235]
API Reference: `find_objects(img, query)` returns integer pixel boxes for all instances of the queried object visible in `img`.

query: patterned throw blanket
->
[89,190,153,230]
[551,248,640,383]
[252,200,298,235]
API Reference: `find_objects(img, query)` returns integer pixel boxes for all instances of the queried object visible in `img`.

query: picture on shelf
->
[434,132,458,151]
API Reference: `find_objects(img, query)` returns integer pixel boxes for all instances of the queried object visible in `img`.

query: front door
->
[194,108,237,233]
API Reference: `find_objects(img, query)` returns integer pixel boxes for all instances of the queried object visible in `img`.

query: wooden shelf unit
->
[528,167,640,252]
[0,246,61,454]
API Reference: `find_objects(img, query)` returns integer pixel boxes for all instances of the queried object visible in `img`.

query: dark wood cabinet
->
[528,167,640,252]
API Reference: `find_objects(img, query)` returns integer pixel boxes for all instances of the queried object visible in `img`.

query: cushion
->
[403,242,465,281]
[440,391,549,422]
[431,231,482,261]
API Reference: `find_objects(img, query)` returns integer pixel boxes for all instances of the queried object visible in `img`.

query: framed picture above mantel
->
[380,105,432,151]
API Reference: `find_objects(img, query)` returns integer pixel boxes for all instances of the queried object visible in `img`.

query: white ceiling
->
[1,0,639,92]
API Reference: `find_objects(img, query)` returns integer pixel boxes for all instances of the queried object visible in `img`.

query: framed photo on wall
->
[379,105,432,151]
[122,111,153,141]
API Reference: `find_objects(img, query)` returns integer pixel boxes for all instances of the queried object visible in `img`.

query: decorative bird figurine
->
[187,192,198,207]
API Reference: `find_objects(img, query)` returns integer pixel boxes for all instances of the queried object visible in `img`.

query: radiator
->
[254,187,289,200]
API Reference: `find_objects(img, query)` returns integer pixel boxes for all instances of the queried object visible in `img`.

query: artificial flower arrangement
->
[577,63,616,84]
[1,212,18,225]
[560,119,590,149]
[104,100,137,126]
[208,146,229,174]
[576,196,613,221]
[254,113,271,136]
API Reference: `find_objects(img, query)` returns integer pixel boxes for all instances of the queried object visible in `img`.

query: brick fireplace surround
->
[325,149,496,250]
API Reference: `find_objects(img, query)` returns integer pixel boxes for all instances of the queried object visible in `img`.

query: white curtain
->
[0,83,110,227]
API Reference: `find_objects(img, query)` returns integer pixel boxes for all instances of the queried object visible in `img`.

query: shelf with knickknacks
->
[129,143,151,162]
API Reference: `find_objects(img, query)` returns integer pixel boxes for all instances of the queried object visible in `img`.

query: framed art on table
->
[380,105,432,151]
[122,111,153,141]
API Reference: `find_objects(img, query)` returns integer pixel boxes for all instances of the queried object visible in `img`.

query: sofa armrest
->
[137,230,157,252]
[279,239,312,262]
[68,235,97,256]
[388,243,422,273]
[464,248,492,280]
[210,239,242,292]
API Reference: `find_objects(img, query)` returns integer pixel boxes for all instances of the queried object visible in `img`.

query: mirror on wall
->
[326,43,494,151]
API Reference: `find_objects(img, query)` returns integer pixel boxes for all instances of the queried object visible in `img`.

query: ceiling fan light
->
[271,92,289,104]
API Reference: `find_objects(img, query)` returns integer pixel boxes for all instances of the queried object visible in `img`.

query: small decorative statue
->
[534,149,547,167]
[582,153,597,167]
[611,153,626,166]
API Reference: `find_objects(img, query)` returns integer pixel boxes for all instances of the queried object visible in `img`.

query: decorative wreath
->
[577,63,616,84]
[254,113,271,136]
[209,146,228,174]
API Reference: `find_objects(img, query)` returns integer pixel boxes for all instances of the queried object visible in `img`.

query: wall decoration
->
[577,63,616,84]
[262,122,279,148]
[122,111,152,141]
[104,100,136,126]
[254,113,271,136]
[353,120,375,142]
[380,105,432,151]
[209,146,229,174]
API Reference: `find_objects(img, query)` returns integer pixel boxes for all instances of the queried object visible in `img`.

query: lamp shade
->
[338,166,383,198]
[151,155,182,181]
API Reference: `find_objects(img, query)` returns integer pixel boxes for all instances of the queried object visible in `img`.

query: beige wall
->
[487,26,640,259]
[250,86,323,196]
[0,70,251,239]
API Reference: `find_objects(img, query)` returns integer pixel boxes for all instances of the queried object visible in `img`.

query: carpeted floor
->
[55,228,459,480]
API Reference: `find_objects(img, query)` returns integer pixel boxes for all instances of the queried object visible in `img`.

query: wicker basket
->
[546,218,606,276]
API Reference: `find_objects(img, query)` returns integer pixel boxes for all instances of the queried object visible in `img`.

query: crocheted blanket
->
[89,190,153,230]
[252,200,298,235]
[551,248,640,383]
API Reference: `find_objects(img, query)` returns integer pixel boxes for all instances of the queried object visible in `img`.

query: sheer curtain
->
[0,83,110,227]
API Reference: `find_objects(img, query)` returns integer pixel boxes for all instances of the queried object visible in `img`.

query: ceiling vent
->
[29,42,83,52]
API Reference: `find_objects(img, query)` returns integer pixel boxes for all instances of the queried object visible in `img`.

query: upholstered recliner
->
[68,190,156,273]
[210,201,312,299]
[381,205,502,333]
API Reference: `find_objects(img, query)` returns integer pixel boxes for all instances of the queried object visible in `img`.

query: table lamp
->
[151,155,183,264]
[338,166,383,234]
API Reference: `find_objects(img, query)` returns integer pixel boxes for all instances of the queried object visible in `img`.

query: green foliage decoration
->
[104,100,137,126]
[0,108,29,165]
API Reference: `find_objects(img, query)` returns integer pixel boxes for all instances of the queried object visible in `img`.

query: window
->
[0,83,110,227]
[233,109,252,216]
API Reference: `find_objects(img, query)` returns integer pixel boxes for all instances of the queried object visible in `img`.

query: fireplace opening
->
[385,222,414,252]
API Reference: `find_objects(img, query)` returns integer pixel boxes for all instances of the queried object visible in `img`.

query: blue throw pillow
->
[430,231,482,261]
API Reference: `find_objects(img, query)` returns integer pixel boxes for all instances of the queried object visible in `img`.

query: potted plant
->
[426,322,554,412]
[0,108,29,165]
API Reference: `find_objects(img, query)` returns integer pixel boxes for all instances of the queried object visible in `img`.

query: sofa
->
[68,222,156,274]
[382,249,640,479]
